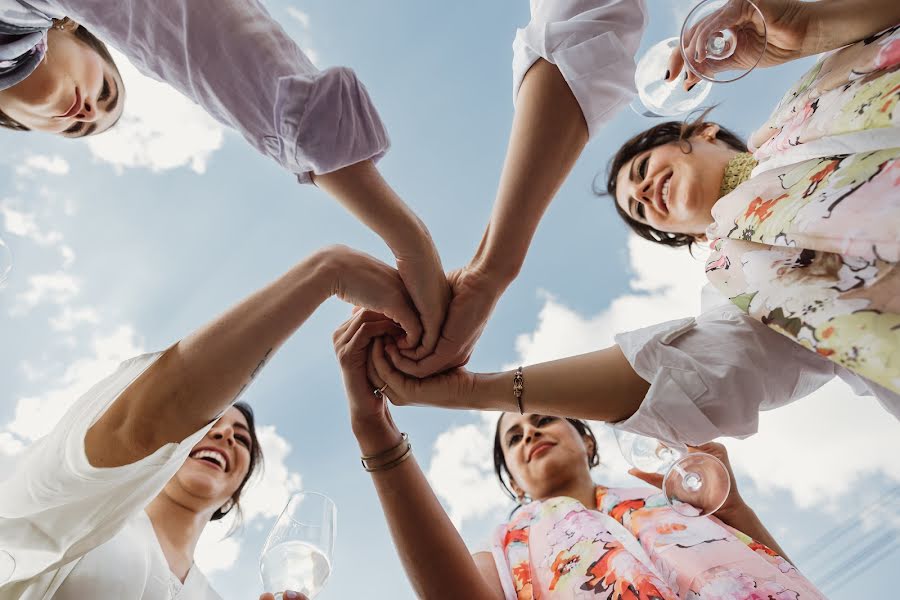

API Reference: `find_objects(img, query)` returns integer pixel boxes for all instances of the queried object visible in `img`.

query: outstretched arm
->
[85,245,420,468]
[333,312,506,599]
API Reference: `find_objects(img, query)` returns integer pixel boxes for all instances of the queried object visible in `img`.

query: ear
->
[698,123,720,142]
[510,478,525,501]
[585,437,597,466]
[52,18,80,33]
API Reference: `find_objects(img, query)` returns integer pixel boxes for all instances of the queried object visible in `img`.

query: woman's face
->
[499,413,594,501]
[165,407,254,515]
[0,26,124,137]
[614,126,740,238]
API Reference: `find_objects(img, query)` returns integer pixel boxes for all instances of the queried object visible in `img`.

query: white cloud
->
[49,306,101,332]
[195,521,243,575]
[0,204,64,247]
[5,325,146,441]
[286,7,311,28]
[15,155,70,177]
[237,426,304,522]
[86,50,225,174]
[427,234,900,527]
[11,271,80,315]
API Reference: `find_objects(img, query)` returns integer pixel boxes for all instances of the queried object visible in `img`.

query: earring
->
[218,499,234,516]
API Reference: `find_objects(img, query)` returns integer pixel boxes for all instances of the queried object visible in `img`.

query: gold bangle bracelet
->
[360,432,408,462]
[513,366,524,415]
[363,443,413,472]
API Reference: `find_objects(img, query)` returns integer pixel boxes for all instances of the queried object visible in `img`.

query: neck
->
[535,470,597,509]
[145,492,215,581]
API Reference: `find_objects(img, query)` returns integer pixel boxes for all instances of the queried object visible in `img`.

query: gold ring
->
[373,383,389,398]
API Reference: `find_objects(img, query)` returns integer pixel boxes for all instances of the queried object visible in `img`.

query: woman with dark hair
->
[0,9,124,136]
[333,313,825,598]
[0,244,417,598]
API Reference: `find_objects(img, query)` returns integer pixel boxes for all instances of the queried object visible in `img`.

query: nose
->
[522,424,543,444]
[75,99,98,122]
[210,425,235,446]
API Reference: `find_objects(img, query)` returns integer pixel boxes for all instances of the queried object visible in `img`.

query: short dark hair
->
[597,108,748,250]
[493,414,600,501]
[210,401,265,524]
[0,23,121,132]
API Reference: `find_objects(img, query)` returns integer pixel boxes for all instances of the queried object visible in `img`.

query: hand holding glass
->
[260,492,336,599]
[615,429,730,517]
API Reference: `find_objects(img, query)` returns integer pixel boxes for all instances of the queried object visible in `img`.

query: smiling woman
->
[0,12,124,137]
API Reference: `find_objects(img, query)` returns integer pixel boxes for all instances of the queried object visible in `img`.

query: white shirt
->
[614,285,900,447]
[46,0,389,183]
[0,353,219,600]
[513,0,648,140]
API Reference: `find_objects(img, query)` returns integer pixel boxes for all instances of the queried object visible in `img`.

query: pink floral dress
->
[705,26,900,394]
[490,486,824,599]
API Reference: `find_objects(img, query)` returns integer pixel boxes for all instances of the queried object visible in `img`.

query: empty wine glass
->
[260,492,336,599]
[631,37,713,117]
[0,236,11,286]
[681,0,768,83]
[615,429,730,517]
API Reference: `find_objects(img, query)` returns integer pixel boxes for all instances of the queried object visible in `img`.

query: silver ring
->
[373,383,389,398]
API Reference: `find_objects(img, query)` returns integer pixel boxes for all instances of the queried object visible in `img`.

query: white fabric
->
[512,0,647,140]
[0,353,218,600]
[613,285,900,446]
[45,0,389,183]
[52,511,219,600]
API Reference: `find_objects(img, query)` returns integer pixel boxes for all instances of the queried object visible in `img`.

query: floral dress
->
[489,486,823,599]
[705,25,900,394]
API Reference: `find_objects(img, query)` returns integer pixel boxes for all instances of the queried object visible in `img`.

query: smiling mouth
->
[59,88,81,119]
[658,173,672,214]
[189,448,228,471]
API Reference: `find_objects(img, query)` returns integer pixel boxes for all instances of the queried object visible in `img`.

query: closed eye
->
[236,434,251,448]
[98,77,111,102]
[508,433,522,446]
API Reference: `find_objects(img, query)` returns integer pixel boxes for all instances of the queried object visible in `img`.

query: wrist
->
[470,247,520,291]
[715,498,752,525]
[474,371,520,413]
[351,412,403,456]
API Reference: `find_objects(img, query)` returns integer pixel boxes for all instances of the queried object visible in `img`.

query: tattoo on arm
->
[232,348,273,404]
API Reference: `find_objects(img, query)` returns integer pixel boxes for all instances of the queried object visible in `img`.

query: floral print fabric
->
[705,26,900,394]
[490,486,824,599]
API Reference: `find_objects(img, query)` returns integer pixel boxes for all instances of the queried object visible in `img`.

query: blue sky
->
[1,1,898,598]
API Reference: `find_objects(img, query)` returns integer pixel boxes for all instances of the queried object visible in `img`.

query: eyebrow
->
[75,123,98,138]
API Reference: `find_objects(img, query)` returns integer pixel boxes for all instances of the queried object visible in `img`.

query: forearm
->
[474,59,588,284]
[717,504,793,565]
[805,0,900,54]
[313,160,433,260]
[87,249,336,466]
[470,346,649,423]
[353,417,502,600]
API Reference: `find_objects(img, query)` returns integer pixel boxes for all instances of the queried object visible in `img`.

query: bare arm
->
[85,245,419,468]
[333,313,505,599]
[476,59,589,285]
[717,504,792,564]
[375,341,650,425]
[807,0,900,54]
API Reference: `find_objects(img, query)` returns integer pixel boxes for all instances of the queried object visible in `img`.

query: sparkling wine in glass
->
[615,429,730,517]
[680,0,768,83]
[0,236,12,286]
[260,492,336,599]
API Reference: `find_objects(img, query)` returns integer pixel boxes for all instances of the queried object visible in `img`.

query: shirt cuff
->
[268,66,390,184]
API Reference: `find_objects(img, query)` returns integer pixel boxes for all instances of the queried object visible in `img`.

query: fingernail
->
[285,592,299,600]
[663,69,670,81]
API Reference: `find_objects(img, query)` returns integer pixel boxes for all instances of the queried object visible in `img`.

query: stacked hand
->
[259,592,308,600]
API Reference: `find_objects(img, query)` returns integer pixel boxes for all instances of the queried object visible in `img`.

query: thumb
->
[628,468,665,490]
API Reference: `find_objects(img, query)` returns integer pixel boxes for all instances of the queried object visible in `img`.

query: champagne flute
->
[0,236,11,286]
[260,492,336,599]
[615,429,730,517]
[631,37,713,118]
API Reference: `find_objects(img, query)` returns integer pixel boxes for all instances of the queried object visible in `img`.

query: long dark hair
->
[210,401,265,524]
[597,108,748,250]
[0,21,121,132]
[493,414,600,502]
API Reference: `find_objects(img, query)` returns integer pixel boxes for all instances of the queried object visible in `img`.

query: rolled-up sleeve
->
[512,0,647,140]
[55,0,389,183]
[0,353,215,593]
[613,303,838,446]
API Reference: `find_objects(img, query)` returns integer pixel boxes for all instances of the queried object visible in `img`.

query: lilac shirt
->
[47,0,389,183]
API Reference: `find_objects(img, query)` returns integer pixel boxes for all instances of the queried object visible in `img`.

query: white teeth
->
[662,178,671,206]
[191,449,226,470]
